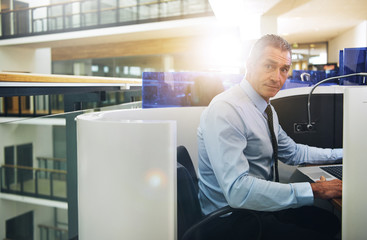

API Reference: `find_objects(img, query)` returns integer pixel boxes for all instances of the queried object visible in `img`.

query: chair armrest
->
[181,206,262,240]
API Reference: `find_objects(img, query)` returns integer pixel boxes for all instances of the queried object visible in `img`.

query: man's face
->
[246,46,291,102]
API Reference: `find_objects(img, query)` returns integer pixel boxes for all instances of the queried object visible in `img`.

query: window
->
[291,42,328,71]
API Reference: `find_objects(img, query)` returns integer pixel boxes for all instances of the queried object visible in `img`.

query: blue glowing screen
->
[142,72,243,108]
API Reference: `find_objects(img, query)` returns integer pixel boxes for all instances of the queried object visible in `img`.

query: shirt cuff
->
[291,182,314,206]
[332,148,343,160]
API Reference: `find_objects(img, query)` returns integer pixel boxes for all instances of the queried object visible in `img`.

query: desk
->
[331,198,342,212]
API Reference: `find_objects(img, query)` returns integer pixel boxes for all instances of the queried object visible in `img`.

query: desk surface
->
[331,198,342,211]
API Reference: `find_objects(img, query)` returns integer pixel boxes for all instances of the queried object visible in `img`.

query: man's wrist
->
[310,182,323,199]
[292,182,314,206]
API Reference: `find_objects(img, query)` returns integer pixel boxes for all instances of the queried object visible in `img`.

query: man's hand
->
[318,175,326,182]
[310,176,342,199]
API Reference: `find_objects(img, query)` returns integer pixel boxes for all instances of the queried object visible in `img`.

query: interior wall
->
[0,123,53,168]
[328,21,367,65]
[0,46,34,73]
[0,46,51,74]
[34,48,52,74]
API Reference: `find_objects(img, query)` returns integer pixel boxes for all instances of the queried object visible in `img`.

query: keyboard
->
[320,165,343,180]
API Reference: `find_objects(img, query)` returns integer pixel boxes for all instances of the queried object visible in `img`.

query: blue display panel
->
[281,79,313,90]
[143,51,367,108]
[284,68,340,90]
[340,47,367,85]
[142,72,243,108]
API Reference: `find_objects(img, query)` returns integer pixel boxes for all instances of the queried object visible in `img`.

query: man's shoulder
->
[202,85,253,119]
[211,84,250,106]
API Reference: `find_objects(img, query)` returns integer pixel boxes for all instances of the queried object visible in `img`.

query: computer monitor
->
[142,72,243,108]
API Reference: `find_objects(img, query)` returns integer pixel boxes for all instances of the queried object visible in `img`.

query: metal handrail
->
[37,157,67,162]
[38,224,68,233]
[1,164,67,174]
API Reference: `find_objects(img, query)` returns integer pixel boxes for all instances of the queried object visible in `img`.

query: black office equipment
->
[320,165,343,180]
[176,146,262,240]
[273,72,367,150]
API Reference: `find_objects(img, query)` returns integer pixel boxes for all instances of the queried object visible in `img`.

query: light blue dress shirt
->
[197,79,343,215]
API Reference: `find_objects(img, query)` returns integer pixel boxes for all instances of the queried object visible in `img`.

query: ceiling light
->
[209,0,261,40]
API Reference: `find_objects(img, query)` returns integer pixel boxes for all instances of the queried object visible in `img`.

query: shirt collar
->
[240,79,269,113]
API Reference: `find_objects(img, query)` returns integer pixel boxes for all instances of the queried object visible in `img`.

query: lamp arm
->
[307,72,367,130]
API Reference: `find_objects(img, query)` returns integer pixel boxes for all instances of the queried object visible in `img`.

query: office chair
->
[176,145,262,240]
[177,145,199,192]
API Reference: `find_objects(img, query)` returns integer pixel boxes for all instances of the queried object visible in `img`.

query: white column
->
[162,54,174,72]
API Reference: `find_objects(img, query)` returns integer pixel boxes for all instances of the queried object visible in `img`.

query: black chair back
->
[177,147,202,240]
[177,145,198,192]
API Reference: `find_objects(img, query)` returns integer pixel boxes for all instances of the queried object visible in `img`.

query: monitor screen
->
[142,72,243,108]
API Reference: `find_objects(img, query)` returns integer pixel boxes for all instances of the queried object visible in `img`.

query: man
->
[197,34,342,239]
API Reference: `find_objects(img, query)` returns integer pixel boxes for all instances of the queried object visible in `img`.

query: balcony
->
[0,0,213,39]
[1,162,67,201]
[0,72,142,117]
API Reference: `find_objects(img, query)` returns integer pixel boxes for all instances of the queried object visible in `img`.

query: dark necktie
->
[265,105,279,182]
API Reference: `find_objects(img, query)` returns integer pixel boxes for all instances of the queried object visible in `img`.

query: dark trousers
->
[202,206,340,240]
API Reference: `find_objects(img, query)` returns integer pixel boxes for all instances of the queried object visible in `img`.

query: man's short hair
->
[248,34,292,62]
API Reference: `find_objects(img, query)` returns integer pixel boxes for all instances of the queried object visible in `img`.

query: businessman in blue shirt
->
[197,34,342,239]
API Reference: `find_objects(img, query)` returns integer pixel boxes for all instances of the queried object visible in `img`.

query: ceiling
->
[276,0,367,43]
[1,0,367,48]
[209,0,367,43]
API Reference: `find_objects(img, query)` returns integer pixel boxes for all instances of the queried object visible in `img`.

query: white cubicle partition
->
[82,107,206,168]
[342,87,367,239]
[77,115,176,239]
[76,107,205,240]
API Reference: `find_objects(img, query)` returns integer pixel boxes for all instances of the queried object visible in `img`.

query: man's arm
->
[310,177,342,199]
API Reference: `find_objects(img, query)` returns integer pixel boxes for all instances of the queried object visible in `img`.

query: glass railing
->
[0,164,67,201]
[0,0,212,39]
[39,224,68,240]
[0,87,142,117]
